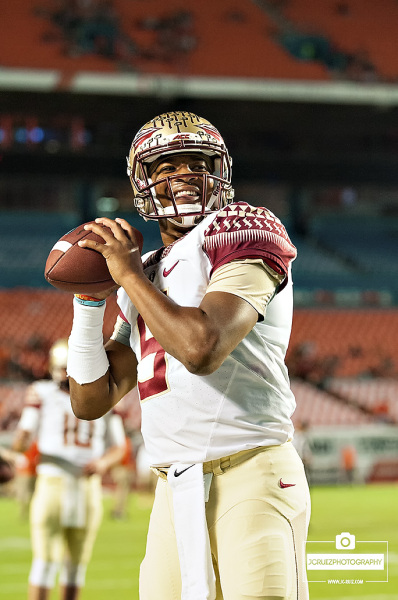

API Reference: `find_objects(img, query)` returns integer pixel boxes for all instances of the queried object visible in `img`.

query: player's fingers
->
[78,223,117,253]
[95,217,128,243]
[115,218,141,245]
[77,238,104,253]
[84,221,115,242]
[115,217,130,229]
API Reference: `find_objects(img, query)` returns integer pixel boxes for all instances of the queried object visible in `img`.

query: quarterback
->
[13,339,126,600]
[67,111,311,600]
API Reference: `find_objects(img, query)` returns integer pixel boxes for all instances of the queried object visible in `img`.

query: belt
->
[152,445,271,481]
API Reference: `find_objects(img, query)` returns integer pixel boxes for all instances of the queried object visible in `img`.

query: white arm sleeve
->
[67,298,110,385]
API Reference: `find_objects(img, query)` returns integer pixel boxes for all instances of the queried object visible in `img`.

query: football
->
[44,221,144,294]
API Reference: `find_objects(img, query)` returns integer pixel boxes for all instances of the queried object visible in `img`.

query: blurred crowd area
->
[34,0,197,69]
[2,0,398,82]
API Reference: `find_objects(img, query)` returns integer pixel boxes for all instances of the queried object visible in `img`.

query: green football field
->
[0,483,397,599]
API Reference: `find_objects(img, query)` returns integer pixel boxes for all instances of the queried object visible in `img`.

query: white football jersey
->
[19,380,125,477]
[117,202,297,466]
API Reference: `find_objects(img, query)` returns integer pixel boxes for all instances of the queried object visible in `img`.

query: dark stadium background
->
[1,1,398,596]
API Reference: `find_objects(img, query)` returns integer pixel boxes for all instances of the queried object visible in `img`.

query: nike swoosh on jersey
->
[278,478,296,488]
[163,261,179,277]
[174,465,194,477]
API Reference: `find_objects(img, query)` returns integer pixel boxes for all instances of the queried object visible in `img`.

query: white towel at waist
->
[167,463,215,600]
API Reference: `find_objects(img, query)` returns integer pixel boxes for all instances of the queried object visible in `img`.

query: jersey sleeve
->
[203,203,297,278]
[17,385,41,433]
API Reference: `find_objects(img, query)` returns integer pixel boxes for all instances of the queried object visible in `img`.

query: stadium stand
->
[290,379,373,426]
[288,214,398,302]
[283,0,398,81]
[327,378,398,423]
[288,308,398,379]
[0,288,119,381]
[0,0,330,80]
[310,215,398,279]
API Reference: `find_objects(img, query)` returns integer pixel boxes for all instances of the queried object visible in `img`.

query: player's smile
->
[149,153,213,209]
[170,183,201,204]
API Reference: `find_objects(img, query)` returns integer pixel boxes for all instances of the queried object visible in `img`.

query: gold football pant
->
[140,442,311,600]
[30,473,103,565]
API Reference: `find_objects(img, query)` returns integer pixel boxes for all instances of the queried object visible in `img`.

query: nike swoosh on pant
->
[278,478,296,488]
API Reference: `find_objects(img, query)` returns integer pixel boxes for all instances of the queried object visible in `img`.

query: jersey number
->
[64,414,93,447]
[137,315,169,401]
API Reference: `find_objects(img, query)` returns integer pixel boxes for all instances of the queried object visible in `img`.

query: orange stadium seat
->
[290,379,372,426]
[0,0,329,80]
[0,0,117,74]
[288,308,398,378]
[285,0,398,80]
[0,288,119,351]
[327,378,398,422]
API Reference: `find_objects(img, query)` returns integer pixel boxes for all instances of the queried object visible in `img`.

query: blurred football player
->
[67,111,311,600]
[15,440,39,520]
[12,338,126,600]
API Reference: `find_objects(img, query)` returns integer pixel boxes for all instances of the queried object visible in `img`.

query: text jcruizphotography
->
[307,554,384,570]
[306,532,388,583]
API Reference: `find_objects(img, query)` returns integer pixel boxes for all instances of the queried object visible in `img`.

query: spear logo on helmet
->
[132,126,161,150]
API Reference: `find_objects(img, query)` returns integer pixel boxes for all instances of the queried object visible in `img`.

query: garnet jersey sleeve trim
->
[203,203,297,277]
[206,259,280,318]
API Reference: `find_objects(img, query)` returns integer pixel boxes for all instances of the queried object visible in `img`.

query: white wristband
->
[67,298,110,385]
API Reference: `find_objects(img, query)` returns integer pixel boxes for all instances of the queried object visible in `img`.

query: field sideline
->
[0,483,397,599]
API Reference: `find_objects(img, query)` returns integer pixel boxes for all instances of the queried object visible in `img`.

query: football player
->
[67,111,311,600]
[12,339,126,600]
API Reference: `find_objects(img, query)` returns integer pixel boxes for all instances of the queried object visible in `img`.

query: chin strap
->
[164,204,204,228]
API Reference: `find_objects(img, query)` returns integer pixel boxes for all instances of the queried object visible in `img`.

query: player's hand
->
[84,457,108,477]
[78,218,144,287]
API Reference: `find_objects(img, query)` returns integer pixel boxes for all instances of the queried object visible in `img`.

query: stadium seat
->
[0,289,119,381]
[0,0,330,80]
[291,379,372,426]
[288,309,398,377]
[284,0,398,80]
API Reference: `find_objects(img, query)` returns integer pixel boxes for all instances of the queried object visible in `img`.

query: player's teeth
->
[175,191,198,198]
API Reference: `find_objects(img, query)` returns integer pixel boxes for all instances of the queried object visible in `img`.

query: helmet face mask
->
[127,112,234,226]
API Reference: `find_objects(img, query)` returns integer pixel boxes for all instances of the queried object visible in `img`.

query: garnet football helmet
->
[127,111,234,227]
